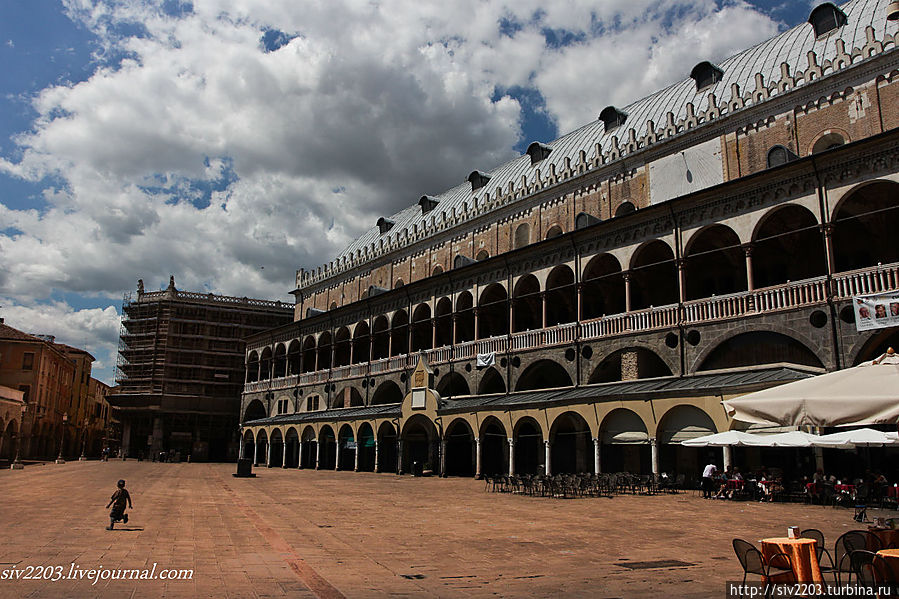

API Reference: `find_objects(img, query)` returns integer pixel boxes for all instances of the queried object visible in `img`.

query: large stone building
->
[110,277,293,461]
[240,0,899,481]
[0,319,111,463]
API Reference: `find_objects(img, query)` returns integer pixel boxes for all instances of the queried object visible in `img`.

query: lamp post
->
[56,413,68,464]
[79,417,91,461]
[10,404,26,470]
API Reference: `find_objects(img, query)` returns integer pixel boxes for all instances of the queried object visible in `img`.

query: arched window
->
[811,132,846,154]
[615,202,636,218]
[766,145,797,168]
[513,223,530,249]
[544,225,563,240]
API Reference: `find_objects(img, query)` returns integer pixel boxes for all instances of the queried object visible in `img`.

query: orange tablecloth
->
[869,528,899,550]
[761,537,824,583]
[874,549,899,583]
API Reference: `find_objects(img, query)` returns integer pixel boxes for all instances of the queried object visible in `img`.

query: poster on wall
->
[853,292,899,332]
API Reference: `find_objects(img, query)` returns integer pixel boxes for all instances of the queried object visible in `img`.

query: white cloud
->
[0,0,784,358]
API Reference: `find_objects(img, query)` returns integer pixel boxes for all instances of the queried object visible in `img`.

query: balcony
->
[243,261,899,394]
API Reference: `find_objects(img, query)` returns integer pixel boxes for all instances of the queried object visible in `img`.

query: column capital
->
[507,437,514,446]
[741,242,754,256]
[544,439,551,447]
[819,222,835,236]
[621,271,631,282]
[592,437,599,445]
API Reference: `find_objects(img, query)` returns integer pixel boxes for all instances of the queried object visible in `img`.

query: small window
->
[614,202,636,217]
[689,61,723,91]
[475,249,489,261]
[22,352,34,371]
[766,145,798,168]
[575,212,600,230]
[526,142,552,165]
[467,170,491,191]
[419,195,439,214]
[808,3,847,38]
[545,225,563,239]
[599,106,627,131]
[376,217,395,234]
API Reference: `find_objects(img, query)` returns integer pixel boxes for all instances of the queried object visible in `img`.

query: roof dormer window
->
[690,61,724,91]
[419,195,440,214]
[526,142,553,165]
[808,2,847,38]
[376,217,394,234]
[599,106,627,131]
[467,170,491,192]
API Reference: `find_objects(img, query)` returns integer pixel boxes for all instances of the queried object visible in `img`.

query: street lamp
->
[79,416,91,461]
[56,413,68,464]
[10,404,26,470]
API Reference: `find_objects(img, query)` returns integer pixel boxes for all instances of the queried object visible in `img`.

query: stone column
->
[253,437,259,465]
[623,272,632,312]
[440,437,447,477]
[475,437,482,479]
[282,441,288,468]
[396,438,404,475]
[650,438,659,475]
[238,438,245,460]
[540,292,547,329]
[266,440,272,467]
[122,419,131,459]
[315,440,321,470]
[820,223,836,276]
[676,258,686,304]
[335,444,340,470]
[374,439,380,473]
[297,441,303,468]
[354,443,360,472]
[544,439,552,476]
[722,445,733,472]
[508,438,516,476]
[743,244,755,291]
[593,437,601,474]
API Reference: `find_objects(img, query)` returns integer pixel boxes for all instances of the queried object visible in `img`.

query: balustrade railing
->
[833,261,899,298]
[244,262,899,394]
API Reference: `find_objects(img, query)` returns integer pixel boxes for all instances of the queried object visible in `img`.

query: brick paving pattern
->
[0,462,885,598]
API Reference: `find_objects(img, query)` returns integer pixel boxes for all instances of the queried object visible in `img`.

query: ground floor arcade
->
[241,360,816,483]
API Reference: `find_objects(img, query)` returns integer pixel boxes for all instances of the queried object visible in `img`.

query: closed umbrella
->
[722,348,899,427]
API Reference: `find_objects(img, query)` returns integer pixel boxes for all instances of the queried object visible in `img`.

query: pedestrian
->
[105,479,133,530]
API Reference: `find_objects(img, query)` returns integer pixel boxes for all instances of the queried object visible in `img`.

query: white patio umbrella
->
[740,430,820,448]
[722,348,899,427]
[810,427,899,448]
[680,431,758,447]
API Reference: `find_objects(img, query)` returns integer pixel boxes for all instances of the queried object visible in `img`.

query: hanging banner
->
[476,352,496,369]
[853,292,899,332]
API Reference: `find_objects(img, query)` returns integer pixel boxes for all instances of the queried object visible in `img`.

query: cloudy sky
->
[0,0,813,383]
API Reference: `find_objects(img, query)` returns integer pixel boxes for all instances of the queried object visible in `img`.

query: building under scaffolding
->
[110,277,293,461]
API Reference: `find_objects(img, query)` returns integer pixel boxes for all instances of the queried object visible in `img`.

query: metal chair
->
[799,528,836,581]
[732,539,794,585]
[834,530,869,583]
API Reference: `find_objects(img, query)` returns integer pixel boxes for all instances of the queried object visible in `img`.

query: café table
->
[874,549,899,583]
[760,537,824,583]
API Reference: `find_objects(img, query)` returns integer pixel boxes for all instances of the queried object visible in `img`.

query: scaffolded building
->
[111,277,293,460]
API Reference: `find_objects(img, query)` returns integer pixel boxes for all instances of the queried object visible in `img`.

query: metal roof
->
[245,403,400,427]
[314,0,896,280]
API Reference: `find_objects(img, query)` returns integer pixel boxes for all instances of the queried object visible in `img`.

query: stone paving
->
[0,461,892,598]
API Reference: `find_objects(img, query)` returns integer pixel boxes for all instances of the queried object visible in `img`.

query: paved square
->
[0,462,887,597]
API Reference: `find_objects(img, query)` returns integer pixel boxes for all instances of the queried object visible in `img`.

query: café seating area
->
[483,472,686,498]
[733,523,899,587]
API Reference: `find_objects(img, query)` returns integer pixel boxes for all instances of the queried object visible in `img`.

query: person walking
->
[105,479,133,530]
